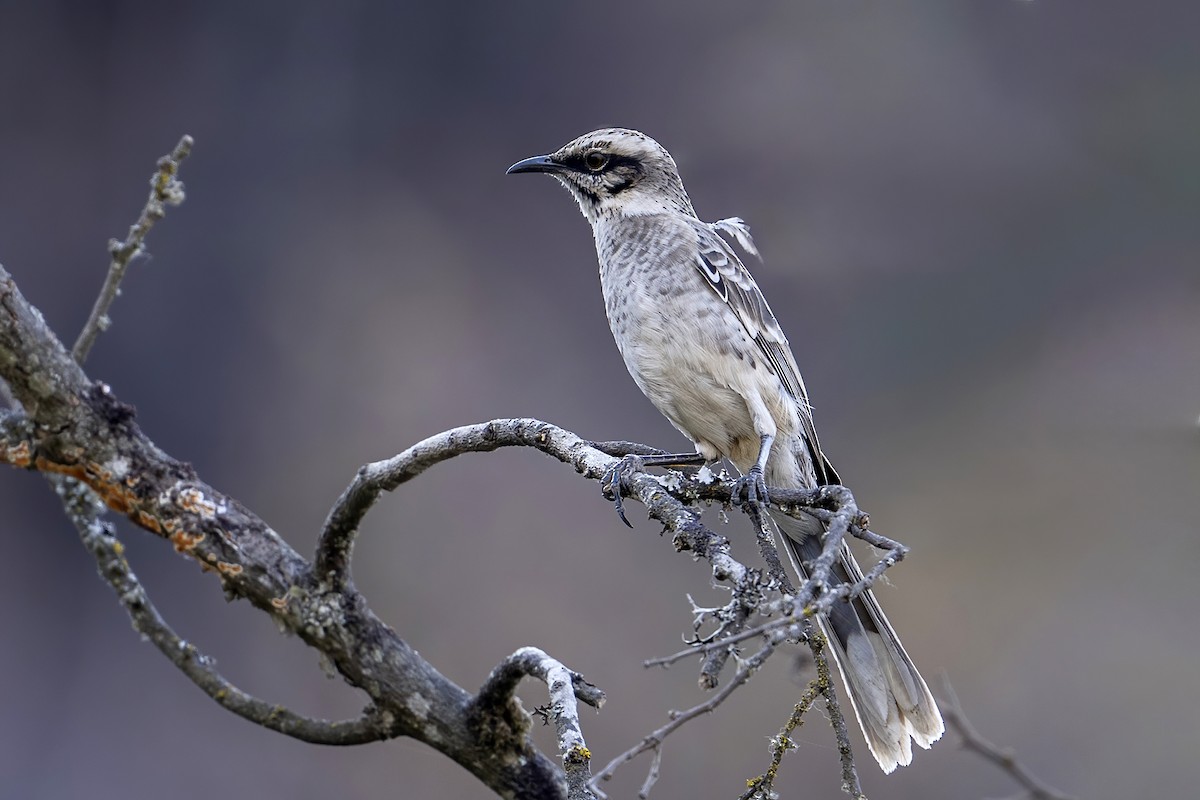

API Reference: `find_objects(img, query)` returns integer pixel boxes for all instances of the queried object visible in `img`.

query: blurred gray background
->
[1,1,1197,798]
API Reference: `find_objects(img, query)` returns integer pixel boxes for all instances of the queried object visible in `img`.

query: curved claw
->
[734,466,769,509]
[601,455,645,527]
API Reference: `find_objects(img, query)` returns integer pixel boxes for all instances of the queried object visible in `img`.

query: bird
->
[506,127,944,773]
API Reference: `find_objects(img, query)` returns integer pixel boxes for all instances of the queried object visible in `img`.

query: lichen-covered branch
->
[473,647,605,800]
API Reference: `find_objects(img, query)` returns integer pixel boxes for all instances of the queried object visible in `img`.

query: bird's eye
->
[584,150,608,171]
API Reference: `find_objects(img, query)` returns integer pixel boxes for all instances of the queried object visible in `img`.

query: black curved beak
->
[506,154,567,175]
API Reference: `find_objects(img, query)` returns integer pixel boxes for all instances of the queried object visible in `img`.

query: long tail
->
[773,510,944,773]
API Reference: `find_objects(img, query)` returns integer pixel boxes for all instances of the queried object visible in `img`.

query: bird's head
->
[507,128,696,223]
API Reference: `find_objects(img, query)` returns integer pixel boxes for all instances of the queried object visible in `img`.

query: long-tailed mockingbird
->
[507,127,943,772]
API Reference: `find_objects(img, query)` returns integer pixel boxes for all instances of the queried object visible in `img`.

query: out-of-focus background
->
[1,1,1197,798]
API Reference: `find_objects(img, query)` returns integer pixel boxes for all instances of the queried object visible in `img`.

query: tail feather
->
[773,510,944,773]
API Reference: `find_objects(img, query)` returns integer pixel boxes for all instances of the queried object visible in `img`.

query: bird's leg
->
[734,432,773,508]
[601,451,708,527]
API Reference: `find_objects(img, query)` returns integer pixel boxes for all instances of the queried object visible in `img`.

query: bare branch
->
[941,680,1077,800]
[72,135,193,364]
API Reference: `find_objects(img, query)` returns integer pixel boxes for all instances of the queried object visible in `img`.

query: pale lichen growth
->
[653,470,684,491]
[173,485,217,518]
[406,693,432,720]
[106,455,131,480]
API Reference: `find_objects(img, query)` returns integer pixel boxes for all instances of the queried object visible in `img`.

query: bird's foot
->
[733,465,769,509]
[601,454,645,528]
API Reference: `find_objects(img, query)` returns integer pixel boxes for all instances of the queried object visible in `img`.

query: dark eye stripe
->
[564,153,641,174]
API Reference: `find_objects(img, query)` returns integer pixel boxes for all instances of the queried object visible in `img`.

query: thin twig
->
[590,634,783,793]
[941,679,1077,800]
[72,134,193,364]
[65,479,393,745]
[645,622,778,669]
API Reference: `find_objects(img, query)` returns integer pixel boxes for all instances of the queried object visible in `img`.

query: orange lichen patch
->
[113,492,137,514]
[32,456,149,516]
[136,509,162,533]
[161,518,180,535]
[216,561,243,577]
[270,595,289,610]
[178,487,217,518]
[86,461,113,482]
[34,456,87,482]
[114,490,141,514]
[2,440,32,468]
[170,529,205,553]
